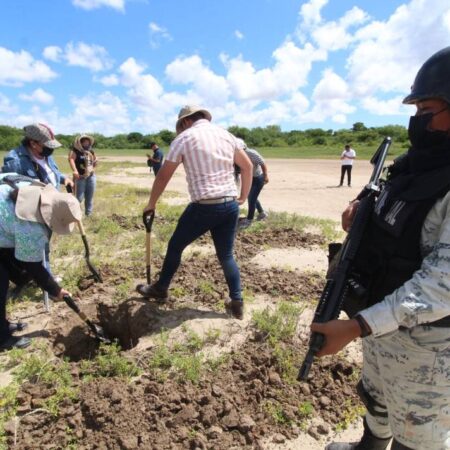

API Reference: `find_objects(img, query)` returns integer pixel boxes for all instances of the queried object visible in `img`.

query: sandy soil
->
[2,158,377,449]
[96,157,370,449]
[98,157,373,220]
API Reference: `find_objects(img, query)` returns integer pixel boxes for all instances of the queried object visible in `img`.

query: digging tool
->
[62,294,111,344]
[143,210,155,285]
[65,184,103,282]
[77,220,103,282]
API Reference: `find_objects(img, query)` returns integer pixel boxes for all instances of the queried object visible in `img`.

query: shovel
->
[143,210,155,284]
[77,220,103,283]
[65,184,103,282]
[62,294,111,344]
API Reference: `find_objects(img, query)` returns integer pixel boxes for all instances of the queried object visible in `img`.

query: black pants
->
[0,253,25,341]
[340,165,352,186]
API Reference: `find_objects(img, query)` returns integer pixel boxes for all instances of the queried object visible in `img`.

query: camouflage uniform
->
[359,191,450,449]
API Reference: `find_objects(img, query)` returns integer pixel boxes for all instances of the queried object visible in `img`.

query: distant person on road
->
[146,142,164,176]
[136,105,252,320]
[236,139,269,229]
[339,144,356,187]
[0,178,80,351]
[68,135,97,216]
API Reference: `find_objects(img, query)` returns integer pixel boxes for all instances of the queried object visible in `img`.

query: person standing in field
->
[146,142,164,176]
[339,144,356,187]
[236,139,269,229]
[136,105,252,319]
[315,46,450,450]
[68,135,97,216]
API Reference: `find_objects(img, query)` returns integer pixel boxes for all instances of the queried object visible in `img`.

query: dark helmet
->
[403,46,450,104]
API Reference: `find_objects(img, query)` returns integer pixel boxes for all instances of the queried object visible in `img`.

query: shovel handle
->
[143,210,155,233]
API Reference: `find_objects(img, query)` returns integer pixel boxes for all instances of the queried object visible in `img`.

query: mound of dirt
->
[9,339,361,450]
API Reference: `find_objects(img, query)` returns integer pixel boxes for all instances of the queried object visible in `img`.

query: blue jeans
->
[157,200,242,301]
[247,174,265,220]
[76,175,96,216]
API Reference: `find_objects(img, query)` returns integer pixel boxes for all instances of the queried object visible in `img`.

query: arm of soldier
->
[359,193,450,337]
[234,148,253,205]
[310,319,364,356]
[144,160,179,212]
[342,199,360,231]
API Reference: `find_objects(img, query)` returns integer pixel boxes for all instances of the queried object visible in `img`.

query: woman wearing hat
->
[2,123,73,190]
[68,135,97,216]
[0,179,81,350]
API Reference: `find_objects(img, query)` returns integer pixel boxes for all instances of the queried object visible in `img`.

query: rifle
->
[297,137,392,381]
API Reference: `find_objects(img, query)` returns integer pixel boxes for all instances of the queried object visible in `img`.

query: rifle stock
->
[298,137,392,381]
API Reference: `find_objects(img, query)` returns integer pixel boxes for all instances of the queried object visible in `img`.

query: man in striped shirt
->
[236,139,269,229]
[136,105,252,319]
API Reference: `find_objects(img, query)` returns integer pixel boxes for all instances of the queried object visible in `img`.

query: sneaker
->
[238,219,252,230]
[8,322,28,333]
[225,300,244,320]
[0,336,31,352]
[54,275,63,283]
[256,211,268,221]
[136,283,168,302]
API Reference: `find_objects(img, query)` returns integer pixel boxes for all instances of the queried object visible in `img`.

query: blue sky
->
[0,0,449,135]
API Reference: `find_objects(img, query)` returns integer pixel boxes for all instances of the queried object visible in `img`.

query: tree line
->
[0,122,409,151]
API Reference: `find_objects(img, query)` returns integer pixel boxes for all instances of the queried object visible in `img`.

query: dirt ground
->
[98,157,373,221]
[2,158,379,449]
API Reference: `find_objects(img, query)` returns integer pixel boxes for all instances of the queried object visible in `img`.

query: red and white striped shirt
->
[166,119,239,202]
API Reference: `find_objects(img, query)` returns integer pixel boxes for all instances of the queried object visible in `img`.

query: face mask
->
[408,109,450,148]
[41,146,54,157]
[82,144,91,151]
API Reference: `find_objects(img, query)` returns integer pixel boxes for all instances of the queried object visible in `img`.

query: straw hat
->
[73,134,95,152]
[175,105,212,131]
[15,184,82,235]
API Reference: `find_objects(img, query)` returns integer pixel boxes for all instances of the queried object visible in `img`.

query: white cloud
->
[223,41,326,101]
[347,0,450,98]
[310,7,369,51]
[72,0,125,11]
[0,47,57,86]
[0,93,17,114]
[360,96,407,115]
[19,88,54,104]
[98,74,119,86]
[42,42,113,72]
[118,57,164,107]
[149,22,172,49]
[166,55,230,106]
[43,46,63,62]
[64,42,113,72]
[301,69,355,123]
[234,30,244,40]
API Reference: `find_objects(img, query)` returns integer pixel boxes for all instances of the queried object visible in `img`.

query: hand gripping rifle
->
[297,137,392,381]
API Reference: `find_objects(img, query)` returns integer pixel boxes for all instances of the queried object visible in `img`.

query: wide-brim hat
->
[15,184,82,235]
[73,134,95,152]
[175,105,212,131]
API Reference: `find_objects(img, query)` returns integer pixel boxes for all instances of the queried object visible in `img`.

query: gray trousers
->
[361,326,450,449]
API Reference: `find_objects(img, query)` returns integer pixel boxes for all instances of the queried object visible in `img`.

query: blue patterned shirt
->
[0,184,49,262]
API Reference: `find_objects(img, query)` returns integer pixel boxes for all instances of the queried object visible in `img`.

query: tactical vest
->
[350,164,450,327]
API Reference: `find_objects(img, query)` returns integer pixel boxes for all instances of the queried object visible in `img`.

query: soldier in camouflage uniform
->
[311,47,450,450]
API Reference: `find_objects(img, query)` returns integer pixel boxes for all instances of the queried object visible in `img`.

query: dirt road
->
[99,157,374,221]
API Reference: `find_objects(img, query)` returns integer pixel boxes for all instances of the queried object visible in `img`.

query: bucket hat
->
[23,123,62,149]
[175,105,212,131]
[15,184,82,235]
